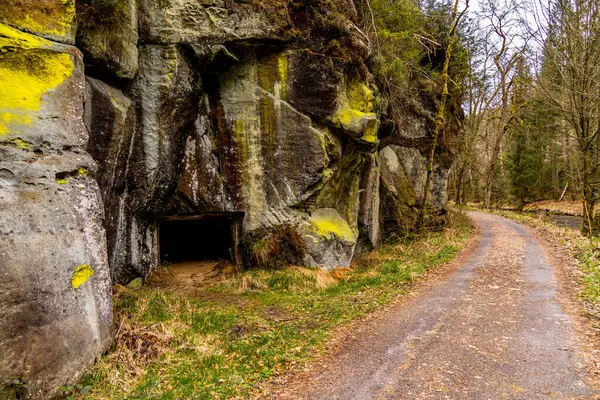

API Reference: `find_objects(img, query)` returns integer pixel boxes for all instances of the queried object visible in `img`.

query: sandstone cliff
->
[0,0,461,397]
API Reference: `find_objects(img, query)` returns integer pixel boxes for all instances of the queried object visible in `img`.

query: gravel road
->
[276,212,598,399]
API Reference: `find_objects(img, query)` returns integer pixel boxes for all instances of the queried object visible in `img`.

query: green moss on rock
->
[331,80,379,144]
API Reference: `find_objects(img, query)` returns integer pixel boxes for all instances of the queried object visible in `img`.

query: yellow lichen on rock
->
[278,53,288,99]
[0,23,74,135]
[335,108,372,127]
[362,133,378,143]
[347,81,374,113]
[0,23,47,49]
[10,138,31,149]
[0,0,75,40]
[310,209,357,242]
[334,107,379,142]
[72,264,95,289]
[332,80,379,142]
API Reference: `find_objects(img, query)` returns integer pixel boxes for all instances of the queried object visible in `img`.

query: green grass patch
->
[80,211,472,399]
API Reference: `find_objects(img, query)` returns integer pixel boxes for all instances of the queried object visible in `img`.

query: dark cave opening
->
[158,214,243,264]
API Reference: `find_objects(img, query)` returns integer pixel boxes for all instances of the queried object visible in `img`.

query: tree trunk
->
[484,128,505,209]
[415,0,468,231]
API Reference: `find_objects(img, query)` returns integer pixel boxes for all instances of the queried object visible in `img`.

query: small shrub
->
[251,235,281,266]
[244,225,308,270]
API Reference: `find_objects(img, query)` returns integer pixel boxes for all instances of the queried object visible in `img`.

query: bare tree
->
[479,0,528,209]
[531,0,600,235]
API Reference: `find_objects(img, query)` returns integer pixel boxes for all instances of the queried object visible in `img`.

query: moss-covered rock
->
[316,143,366,233]
[217,50,329,230]
[379,145,420,236]
[330,80,380,145]
[84,77,139,281]
[357,153,381,250]
[304,208,357,270]
[0,0,76,44]
[310,208,357,243]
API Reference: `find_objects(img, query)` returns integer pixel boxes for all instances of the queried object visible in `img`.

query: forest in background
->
[448,0,600,235]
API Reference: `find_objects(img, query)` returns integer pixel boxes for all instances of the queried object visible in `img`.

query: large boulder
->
[129,45,199,211]
[304,208,358,271]
[0,24,112,398]
[86,45,199,279]
[388,145,448,212]
[77,0,456,280]
[357,153,380,250]
[176,94,226,212]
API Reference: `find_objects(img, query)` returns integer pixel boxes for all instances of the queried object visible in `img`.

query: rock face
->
[78,0,400,280]
[0,23,112,398]
[0,0,460,396]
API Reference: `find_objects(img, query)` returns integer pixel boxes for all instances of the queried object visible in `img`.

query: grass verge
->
[77,211,472,400]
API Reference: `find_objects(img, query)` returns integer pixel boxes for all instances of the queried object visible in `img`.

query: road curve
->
[276,211,598,399]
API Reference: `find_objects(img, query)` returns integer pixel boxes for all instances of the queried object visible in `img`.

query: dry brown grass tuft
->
[144,266,175,287]
[235,274,269,292]
[252,235,282,265]
[93,315,175,394]
[330,267,353,280]
[290,266,338,289]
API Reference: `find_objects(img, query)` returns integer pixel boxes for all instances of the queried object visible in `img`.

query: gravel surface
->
[272,212,598,399]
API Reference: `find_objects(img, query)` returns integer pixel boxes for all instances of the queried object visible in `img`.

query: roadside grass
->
[79,211,472,400]
[463,206,600,317]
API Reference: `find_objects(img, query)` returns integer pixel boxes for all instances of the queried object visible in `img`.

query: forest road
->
[274,211,599,399]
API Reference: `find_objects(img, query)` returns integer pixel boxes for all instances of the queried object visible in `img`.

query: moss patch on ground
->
[77,211,472,399]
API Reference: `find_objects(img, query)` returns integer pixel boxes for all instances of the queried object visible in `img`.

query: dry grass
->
[248,225,308,269]
[251,235,281,265]
[523,200,590,216]
[224,266,338,293]
[290,266,338,289]
[77,211,473,399]
[93,316,174,393]
[89,289,184,394]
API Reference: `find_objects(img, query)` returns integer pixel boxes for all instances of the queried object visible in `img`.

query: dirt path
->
[272,212,598,399]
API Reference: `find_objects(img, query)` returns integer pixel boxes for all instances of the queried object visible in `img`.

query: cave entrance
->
[157,213,244,267]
